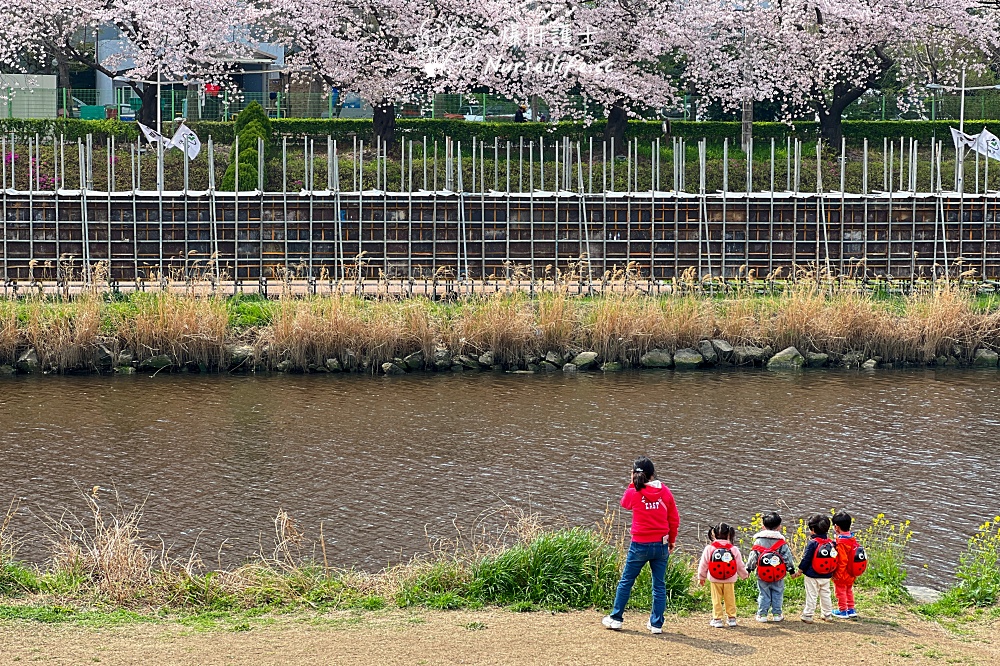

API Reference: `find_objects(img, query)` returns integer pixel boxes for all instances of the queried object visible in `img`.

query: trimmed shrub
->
[236,147,258,167]
[234,101,272,139]
[236,121,268,152]
[221,162,259,191]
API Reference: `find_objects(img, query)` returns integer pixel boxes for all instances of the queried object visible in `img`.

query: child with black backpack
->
[831,511,867,619]
[798,514,838,623]
[697,523,749,628]
[746,512,797,622]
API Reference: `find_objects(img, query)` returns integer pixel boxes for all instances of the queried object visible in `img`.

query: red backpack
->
[848,543,869,577]
[751,540,787,583]
[708,541,738,579]
[811,538,839,575]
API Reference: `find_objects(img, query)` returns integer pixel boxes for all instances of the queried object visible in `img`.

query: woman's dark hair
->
[832,511,853,532]
[632,457,655,490]
[762,512,782,530]
[807,514,831,536]
[708,522,736,543]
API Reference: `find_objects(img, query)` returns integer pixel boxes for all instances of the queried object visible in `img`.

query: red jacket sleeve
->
[620,484,640,510]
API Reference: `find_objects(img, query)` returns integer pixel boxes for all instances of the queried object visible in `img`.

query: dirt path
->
[1,608,995,665]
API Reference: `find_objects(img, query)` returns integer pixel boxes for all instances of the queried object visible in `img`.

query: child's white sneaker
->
[646,621,663,634]
[601,615,622,630]
[727,617,738,627]
[755,614,769,623]
[709,618,725,628]
[772,614,784,622]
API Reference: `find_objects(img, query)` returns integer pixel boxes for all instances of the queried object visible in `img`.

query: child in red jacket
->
[832,511,861,619]
[697,522,749,628]
[602,457,680,634]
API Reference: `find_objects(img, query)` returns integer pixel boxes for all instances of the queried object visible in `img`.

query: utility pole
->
[740,15,752,152]
[157,61,163,192]
[742,99,752,153]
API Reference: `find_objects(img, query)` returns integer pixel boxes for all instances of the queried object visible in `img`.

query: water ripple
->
[0,368,997,584]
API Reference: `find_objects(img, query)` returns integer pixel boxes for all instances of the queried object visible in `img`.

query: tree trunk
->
[136,86,159,129]
[741,99,753,152]
[604,102,627,155]
[56,57,72,117]
[373,102,396,149]
[818,111,843,147]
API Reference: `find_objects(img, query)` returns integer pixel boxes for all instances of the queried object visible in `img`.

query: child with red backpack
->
[697,523,749,628]
[831,511,867,619]
[746,512,797,622]
[798,514,837,623]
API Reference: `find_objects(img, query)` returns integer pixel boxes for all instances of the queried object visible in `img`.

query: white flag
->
[951,126,1000,162]
[951,127,978,151]
[138,122,171,147]
[973,127,1000,162]
[169,123,202,160]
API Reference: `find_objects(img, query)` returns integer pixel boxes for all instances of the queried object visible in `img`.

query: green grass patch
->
[0,604,150,627]
[469,528,618,609]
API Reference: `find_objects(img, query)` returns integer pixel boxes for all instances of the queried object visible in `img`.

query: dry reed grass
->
[0,287,997,373]
[267,296,423,370]
[1,499,18,562]
[536,291,577,353]
[583,294,714,364]
[47,489,154,604]
[112,293,229,368]
[18,295,102,370]
[449,293,539,365]
[0,300,20,364]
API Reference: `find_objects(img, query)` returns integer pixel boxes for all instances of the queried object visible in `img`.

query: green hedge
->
[187,118,663,146]
[0,118,138,142]
[841,120,992,143]
[191,118,970,146]
[669,120,982,143]
[0,117,979,148]
[668,121,816,140]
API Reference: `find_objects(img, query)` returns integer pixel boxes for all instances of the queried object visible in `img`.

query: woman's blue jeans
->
[609,540,669,628]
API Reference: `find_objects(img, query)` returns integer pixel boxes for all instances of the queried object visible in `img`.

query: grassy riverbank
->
[0,286,999,375]
[1,494,998,627]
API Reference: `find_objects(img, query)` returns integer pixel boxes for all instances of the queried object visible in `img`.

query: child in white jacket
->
[745,512,798,622]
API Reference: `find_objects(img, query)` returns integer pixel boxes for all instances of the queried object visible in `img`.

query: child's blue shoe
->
[847,609,858,619]
[831,610,851,618]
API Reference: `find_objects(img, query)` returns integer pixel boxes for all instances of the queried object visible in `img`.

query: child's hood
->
[752,529,785,541]
[638,479,664,499]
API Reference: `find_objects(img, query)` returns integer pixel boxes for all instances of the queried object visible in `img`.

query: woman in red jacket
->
[602,457,680,634]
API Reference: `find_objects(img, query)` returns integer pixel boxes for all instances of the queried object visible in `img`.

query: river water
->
[2,369,998,584]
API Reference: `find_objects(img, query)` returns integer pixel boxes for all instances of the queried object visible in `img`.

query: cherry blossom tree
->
[674,0,1000,144]
[0,0,263,127]
[275,0,439,147]
[417,0,680,148]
